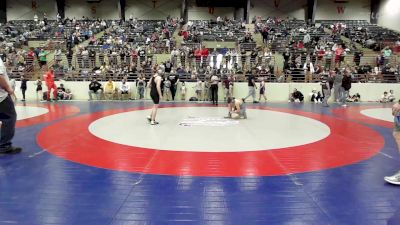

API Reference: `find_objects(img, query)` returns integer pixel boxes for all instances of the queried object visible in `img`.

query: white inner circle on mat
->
[89,107,331,152]
[361,108,393,122]
[16,106,49,120]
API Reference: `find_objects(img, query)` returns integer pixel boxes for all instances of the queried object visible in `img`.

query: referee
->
[0,58,21,154]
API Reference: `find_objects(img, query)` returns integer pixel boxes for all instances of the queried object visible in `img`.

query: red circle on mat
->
[37,104,384,176]
[17,104,80,127]
[332,106,393,128]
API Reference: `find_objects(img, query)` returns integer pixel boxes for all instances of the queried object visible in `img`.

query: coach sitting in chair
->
[88,78,102,100]
[226,97,247,119]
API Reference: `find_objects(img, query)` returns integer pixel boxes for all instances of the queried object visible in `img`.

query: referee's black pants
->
[0,95,16,152]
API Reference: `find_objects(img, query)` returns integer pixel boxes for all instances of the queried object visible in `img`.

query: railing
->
[47,70,399,84]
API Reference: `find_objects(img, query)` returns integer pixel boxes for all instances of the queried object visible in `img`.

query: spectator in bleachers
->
[353,50,363,66]
[382,47,393,65]
[333,44,344,67]
[88,78,102,101]
[303,58,315,83]
[26,47,36,69]
[38,49,49,69]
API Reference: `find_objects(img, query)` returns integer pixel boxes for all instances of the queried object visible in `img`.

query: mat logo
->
[337,6,345,14]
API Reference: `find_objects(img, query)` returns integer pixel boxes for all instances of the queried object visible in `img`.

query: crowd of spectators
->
[1,13,400,103]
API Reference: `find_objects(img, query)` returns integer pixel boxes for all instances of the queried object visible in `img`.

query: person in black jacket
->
[289,88,304,102]
[20,75,28,101]
[88,78,102,100]
[340,71,352,106]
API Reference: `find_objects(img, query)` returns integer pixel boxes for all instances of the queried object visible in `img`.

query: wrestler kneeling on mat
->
[226,97,247,119]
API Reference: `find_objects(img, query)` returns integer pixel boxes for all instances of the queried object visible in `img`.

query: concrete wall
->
[65,0,120,20]
[13,81,400,102]
[315,0,371,21]
[7,0,57,20]
[378,0,400,32]
[6,0,375,22]
[126,0,181,20]
[249,0,307,20]
[187,7,235,20]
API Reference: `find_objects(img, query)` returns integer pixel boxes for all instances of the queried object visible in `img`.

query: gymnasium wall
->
[378,0,400,32]
[6,0,57,20]
[14,81,399,103]
[65,0,120,20]
[249,0,307,20]
[125,0,181,20]
[315,0,371,21]
[5,0,376,21]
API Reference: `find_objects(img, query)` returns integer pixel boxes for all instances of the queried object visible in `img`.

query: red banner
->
[32,0,37,10]
[274,0,280,8]
[337,6,345,14]
[91,5,96,14]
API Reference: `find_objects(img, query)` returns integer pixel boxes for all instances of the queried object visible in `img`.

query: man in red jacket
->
[43,67,57,101]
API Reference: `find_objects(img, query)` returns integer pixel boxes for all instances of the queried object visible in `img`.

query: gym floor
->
[1,101,400,225]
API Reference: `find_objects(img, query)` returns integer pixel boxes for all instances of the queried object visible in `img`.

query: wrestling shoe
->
[0,146,22,155]
[150,121,159,125]
[384,171,400,185]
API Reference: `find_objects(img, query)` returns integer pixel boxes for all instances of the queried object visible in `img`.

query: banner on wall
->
[333,0,349,14]
[337,6,345,14]
[32,0,37,10]
[274,0,280,8]
[152,0,158,8]
[91,5,96,14]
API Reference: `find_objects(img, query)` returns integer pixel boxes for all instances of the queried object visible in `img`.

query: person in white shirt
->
[216,53,223,70]
[389,90,396,102]
[303,59,315,83]
[180,81,187,101]
[0,58,21,154]
[194,78,203,101]
[119,79,131,100]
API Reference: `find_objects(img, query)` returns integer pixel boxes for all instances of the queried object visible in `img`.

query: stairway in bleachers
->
[246,24,263,48]
[172,26,183,48]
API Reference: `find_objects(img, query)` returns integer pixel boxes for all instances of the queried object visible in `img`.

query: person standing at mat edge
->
[0,58,22,154]
[384,100,400,185]
[147,70,163,125]
[245,69,259,103]
[210,73,219,105]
